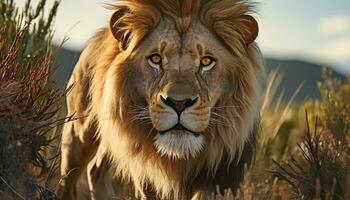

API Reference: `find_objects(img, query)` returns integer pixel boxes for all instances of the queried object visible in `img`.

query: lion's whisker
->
[209,106,239,109]
[211,112,231,122]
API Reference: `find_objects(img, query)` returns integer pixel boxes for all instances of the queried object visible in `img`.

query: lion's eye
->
[148,53,162,70]
[200,56,216,72]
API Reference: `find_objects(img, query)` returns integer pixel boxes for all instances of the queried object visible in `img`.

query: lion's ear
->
[240,15,259,45]
[110,10,130,50]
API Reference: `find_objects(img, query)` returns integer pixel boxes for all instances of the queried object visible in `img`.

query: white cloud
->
[318,14,350,35]
[313,37,350,65]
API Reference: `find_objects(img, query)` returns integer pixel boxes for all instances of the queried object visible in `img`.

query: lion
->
[57,0,263,199]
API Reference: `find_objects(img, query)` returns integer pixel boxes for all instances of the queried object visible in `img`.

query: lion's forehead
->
[154,21,181,48]
[151,20,217,53]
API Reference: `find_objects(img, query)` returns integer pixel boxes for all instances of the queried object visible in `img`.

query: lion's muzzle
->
[150,71,210,159]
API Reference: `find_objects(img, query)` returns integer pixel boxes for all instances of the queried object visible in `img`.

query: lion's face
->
[128,21,240,159]
[107,1,260,161]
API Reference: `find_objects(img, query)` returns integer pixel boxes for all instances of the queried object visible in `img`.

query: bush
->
[271,70,350,199]
[234,69,350,200]
[0,0,68,199]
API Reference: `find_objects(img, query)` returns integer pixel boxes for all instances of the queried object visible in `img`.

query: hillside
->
[265,58,346,101]
[54,48,347,101]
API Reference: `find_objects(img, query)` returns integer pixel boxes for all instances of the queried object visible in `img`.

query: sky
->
[15,0,350,74]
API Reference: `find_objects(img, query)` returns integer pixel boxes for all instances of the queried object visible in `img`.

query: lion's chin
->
[154,130,204,160]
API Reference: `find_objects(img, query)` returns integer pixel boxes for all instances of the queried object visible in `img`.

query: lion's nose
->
[160,95,198,114]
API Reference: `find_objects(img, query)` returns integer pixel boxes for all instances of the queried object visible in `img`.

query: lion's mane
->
[84,0,263,198]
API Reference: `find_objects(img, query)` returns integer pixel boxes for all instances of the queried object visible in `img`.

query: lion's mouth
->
[159,124,200,137]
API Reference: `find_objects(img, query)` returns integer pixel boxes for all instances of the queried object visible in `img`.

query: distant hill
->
[265,58,346,101]
[54,47,80,86]
[54,48,347,102]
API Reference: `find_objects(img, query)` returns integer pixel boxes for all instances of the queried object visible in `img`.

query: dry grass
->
[234,69,350,200]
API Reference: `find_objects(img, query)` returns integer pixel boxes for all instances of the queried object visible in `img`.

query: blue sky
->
[15,0,350,74]
[258,0,350,74]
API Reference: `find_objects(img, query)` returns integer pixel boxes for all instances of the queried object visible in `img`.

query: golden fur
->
[58,0,263,199]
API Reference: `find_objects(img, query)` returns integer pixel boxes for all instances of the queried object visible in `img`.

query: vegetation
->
[0,0,349,199]
[233,69,350,200]
[0,0,67,199]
